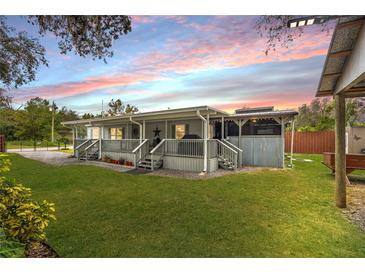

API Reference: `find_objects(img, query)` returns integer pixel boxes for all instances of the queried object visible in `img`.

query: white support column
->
[72,127,75,156]
[197,110,207,173]
[207,114,210,139]
[142,120,146,140]
[126,122,129,139]
[165,120,168,139]
[221,116,224,140]
[238,120,242,149]
[99,126,104,159]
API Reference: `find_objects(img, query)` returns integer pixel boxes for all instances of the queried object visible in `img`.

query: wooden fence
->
[284,131,335,154]
[0,135,5,153]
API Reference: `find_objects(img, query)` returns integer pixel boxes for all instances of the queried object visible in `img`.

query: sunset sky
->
[8,16,334,114]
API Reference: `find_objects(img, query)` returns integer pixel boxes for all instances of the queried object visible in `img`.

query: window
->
[175,124,186,139]
[110,128,123,140]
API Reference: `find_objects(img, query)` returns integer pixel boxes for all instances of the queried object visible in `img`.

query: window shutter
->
[185,124,190,135]
[171,124,176,139]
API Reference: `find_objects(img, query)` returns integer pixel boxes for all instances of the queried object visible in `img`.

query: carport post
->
[335,92,347,208]
[281,118,285,168]
[290,120,295,167]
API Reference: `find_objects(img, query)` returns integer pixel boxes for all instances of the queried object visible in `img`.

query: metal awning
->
[317,16,365,98]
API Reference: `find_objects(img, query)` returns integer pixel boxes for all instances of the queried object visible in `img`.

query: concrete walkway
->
[16,151,133,172]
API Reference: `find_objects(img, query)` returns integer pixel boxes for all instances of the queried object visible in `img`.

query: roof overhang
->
[62,105,229,127]
[317,16,365,98]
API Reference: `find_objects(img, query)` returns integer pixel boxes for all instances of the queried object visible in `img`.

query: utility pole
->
[49,101,56,143]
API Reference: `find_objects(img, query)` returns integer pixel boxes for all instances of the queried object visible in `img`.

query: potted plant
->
[119,159,125,165]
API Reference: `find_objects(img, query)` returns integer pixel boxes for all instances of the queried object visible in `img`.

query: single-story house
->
[62,105,297,173]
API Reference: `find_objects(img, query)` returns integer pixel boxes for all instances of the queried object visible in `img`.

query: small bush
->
[0,154,56,243]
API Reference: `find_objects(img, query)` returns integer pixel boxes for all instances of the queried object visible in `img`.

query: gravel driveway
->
[15,151,133,172]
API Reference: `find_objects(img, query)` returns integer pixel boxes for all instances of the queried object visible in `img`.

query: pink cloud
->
[13,73,163,102]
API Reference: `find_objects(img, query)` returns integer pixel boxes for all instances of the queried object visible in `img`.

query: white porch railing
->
[102,139,141,153]
[163,139,204,158]
[132,139,150,166]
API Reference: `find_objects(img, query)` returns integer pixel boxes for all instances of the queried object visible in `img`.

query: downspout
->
[130,116,143,159]
[197,110,208,173]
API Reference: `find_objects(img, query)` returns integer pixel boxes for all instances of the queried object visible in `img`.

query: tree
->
[255,16,333,55]
[125,104,139,114]
[82,113,96,120]
[0,89,12,109]
[1,16,132,90]
[15,97,52,142]
[108,99,124,116]
[107,99,139,116]
[295,98,365,131]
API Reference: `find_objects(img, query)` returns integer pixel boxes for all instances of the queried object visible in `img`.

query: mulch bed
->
[25,241,59,258]
[344,177,365,233]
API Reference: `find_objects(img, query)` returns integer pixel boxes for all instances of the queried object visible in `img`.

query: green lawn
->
[5,153,365,257]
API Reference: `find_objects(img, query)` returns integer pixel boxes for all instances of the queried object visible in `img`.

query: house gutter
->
[130,117,143,160]
[197,110,208,173]
[129,117,143,143]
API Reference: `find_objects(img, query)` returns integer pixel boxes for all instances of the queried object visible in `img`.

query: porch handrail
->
[150,139,166,171]
[217,140,238,154]
[75,139,91,150]
[85,139,99,151]
[132,139,149,154]
[222,139,242,167]
[150,139,166,154]
[84,139,100,160]
[132,139,149,167]
[222,139,243,153]
[217,139,238,169]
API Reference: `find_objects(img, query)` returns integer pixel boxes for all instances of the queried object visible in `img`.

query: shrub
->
[0,154,56,243]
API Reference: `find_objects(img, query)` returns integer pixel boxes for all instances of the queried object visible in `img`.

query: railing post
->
[151,154,154,171]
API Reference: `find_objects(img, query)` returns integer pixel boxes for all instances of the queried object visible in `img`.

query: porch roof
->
[62,105,229,126]
[227,109,298,120]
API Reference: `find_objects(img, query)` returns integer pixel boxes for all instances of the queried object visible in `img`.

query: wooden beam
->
[329,50,351,58]
[335,93,347,208]
[337,18,364,29]
[323,72,341,77]
[317,90,335,97]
